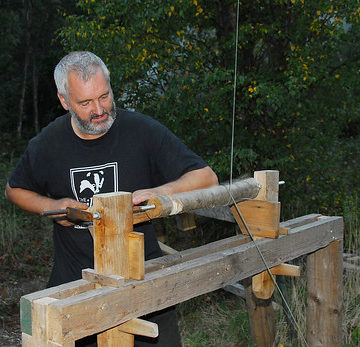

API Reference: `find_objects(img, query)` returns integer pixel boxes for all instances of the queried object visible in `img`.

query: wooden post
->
[92,192,137,346]
[306,239,343,346]
[244,170,278,347]
[92,192,133,278]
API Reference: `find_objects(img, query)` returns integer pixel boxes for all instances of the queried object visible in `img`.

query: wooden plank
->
[128,231,145,280]
[32,297,76,347]
[22,332,33,346]
[118,318,158,338]
[270,263,300,276]
[306,240,343,346]
[279,213,322,234]
[146,234,251,273]
[43,216,343,344]
[223,282,246,298]
[231,200,280,238]
[82,269,125,288]
[21,280,95,336]
[158,241,178,255]
[93,192,133,278]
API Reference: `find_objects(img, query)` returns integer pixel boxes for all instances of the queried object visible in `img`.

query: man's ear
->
[57,92,69,111]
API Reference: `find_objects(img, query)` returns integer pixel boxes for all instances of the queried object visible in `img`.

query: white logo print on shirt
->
[79,171,105,194]
[70,162,118,207]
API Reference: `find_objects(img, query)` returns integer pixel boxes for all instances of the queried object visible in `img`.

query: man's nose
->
[93,100,103,115]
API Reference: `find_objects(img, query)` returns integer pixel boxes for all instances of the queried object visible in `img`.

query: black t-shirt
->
[9,108,207,286]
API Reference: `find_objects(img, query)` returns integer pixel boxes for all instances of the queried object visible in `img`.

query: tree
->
[59,0,360,214]
[0,0,78,142]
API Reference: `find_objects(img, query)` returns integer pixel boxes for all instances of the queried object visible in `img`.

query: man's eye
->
[81,102,89,107]
[101,94,109,99]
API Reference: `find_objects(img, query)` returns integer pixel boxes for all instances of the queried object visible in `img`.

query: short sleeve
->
[8,141,46,195]
[149,121,208,186]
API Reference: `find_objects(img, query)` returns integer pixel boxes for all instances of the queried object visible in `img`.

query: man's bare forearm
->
[5,183,88,226]
[132,166,218,205]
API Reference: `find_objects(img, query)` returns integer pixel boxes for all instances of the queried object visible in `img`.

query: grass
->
[178,291,251,347]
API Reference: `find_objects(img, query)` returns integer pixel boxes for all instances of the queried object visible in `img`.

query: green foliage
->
[58,0,360,223]
[178,290,251,346]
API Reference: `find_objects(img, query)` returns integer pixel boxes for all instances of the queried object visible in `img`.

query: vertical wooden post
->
[244,170,278,347]
[92,192,135,346]
[306,239,343,346]
[97,329,134,347]
[92,192,133,278]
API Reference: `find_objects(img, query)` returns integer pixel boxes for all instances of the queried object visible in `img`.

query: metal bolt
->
[93,212,101,220]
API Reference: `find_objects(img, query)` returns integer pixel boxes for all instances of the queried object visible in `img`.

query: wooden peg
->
[252,271,275,300]
[128,232,145,280]
[252,263,301,299]
[117,318,158,338]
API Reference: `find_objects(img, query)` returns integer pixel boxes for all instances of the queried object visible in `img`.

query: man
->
[5,51,218,346]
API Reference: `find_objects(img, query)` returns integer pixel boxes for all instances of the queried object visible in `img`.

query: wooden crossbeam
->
[20,216,343,345]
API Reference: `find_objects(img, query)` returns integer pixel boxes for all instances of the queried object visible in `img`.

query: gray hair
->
[54,51,110,97]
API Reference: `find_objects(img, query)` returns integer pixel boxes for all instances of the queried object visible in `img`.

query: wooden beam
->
[97,328,134,347]
[244,277,276,347]
[279,213,322,235]
[21,280,96,336]
[92,192,133,278]
[158,241,178,255]
[92,192,136,346]
[82,269,125,288]
[34,216,342,344]
[306,240,343,346]
[146,234,251,273]
[270,264,300,277]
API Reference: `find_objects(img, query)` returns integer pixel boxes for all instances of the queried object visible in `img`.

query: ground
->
[0,273,48,347]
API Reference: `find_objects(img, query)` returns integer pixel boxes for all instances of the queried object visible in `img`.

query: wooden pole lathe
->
[20,173,344,346]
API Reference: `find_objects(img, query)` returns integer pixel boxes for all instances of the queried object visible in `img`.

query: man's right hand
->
[46,198,89,226]
[5,183,88,227]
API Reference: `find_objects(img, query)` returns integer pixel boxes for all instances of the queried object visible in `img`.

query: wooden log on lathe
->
[145,177,261,219]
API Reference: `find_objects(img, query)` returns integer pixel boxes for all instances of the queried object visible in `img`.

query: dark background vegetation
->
[0,0,359,345]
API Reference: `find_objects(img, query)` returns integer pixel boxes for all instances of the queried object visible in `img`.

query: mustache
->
[90,110,110,120]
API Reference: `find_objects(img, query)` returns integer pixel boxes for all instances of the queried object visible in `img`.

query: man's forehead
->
[67,69,109,97]
[68,68,104,83]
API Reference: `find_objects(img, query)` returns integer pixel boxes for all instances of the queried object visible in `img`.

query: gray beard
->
[70,102,117,135]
